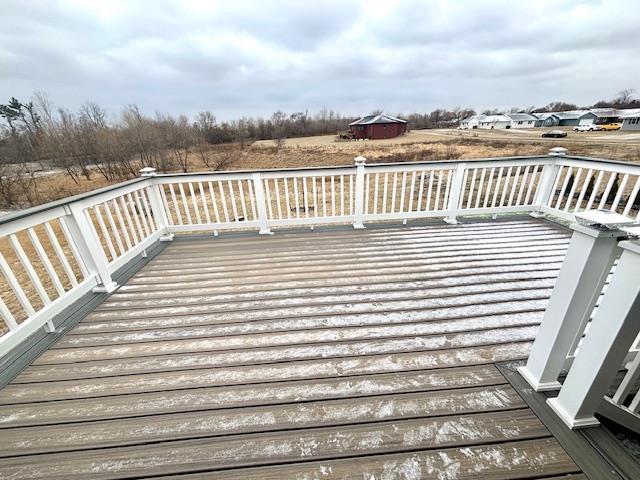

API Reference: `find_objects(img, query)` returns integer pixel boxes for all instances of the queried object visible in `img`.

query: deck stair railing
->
[519,211,640,433]
[2,149,640,362]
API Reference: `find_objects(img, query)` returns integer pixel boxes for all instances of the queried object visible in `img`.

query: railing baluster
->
[407,171,417,212]
[598,172,617,209]
[382,173,388,213]
[92,205,117,260]
[491,167,503,207]
[0,251,36,316]
[284,178,292,219]
[227,181,239,221]
[611,174,629,211]
[126,193,145,240]
[573,168,593,212]
[564,168,582,212]
[373,173,379,214]
[340,175,345,216]
[483,168,495,208]
[237,180,248,220]
[27,228,65,297]
[303,177,310,218]
[158,185,173,226]
[118,197,139,245]
[102,202,125,255]
[246,180,257,221]
[464,169,474,209]
[111,199,132,250]
[475,168,486,208]
[198,182,211,224]
[217,181,230,223]
[293,177,301,219]
[399,172,407,213]
[44,221,78,287]
[133,191,152,236]
[426,171,434,211]
[623,176,640,217]
[321,177,327,217]
[585,170,604,210]
[264,178,274,219]
[390,172,398,213]
[507,166,521,206]
[330,176,336,216]
[58,217,89,278]
[207,182,222,223]
[188,183,202,224]
[178,183,192,224]
[416,171,425,212]
[168,184,183,225]
[0,297,19,331]
[274,179,283,219]
[312,177,318,217]
[499,166,513,207]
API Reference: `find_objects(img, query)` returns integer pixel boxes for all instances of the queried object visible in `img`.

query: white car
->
[573,124,600,132]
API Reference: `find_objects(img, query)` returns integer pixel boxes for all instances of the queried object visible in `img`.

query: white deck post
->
[444,162,466,224]
[518,223,622,391]
[252,172,272,235]
[140,168,173,242]
[547,239,640,428]
[64,205,118,293]
[530,151,562,217]
[353,156,366,229]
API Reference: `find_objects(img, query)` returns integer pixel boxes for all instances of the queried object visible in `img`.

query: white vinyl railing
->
[3,149,640,360]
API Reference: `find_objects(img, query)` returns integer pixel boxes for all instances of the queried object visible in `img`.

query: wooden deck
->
[0,218,588,479]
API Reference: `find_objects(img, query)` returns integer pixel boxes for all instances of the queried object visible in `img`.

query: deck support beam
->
[518,223,621,391]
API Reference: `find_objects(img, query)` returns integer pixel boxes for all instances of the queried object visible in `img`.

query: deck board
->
[0,218,587,478]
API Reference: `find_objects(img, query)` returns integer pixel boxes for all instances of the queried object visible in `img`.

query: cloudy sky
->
[2,0,639,120]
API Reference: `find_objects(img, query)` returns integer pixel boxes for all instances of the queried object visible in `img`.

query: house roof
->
[349,114,407,126]
[506,113,537,121]
[480,115,511,123]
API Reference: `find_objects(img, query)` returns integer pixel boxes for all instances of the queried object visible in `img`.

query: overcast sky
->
[2,0,639,120]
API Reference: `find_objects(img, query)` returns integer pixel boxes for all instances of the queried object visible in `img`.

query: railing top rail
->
[560,154,640,169]
[0,177,147,227]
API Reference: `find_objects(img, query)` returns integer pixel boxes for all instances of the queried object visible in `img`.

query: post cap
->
[574,209,636,230]
[139,167,157,177]
[354,156,367,165]
[548,147,568,156]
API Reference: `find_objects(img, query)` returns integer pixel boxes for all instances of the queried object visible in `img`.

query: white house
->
[506,113,537,129]
[478,114,511,129]
[459,114,484,129]
[621,109,640,131]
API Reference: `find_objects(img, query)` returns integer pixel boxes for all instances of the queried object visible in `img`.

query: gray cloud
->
[1,0,638,119]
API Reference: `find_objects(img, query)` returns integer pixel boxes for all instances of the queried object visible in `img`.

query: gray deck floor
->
[0,218,586,479]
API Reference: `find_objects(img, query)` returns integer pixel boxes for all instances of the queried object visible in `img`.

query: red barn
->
[349,114,408,140]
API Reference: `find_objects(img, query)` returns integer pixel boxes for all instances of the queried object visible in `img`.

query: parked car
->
[600,123,621,131]
[573,124,600,132]
[541,130,568,138]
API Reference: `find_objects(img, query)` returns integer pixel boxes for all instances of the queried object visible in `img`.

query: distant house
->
[533,113,560,127]
[460,115,484,129]
[590,108,622,124]
[478,115,511,129]
[553,111,598,126]
[621,110,640,131]
[506,113,537,129]
[349,114,408,140]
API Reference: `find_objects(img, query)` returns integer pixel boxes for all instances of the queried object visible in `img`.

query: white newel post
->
[547,238,640,428]
[444,162,466,224]
[518,223,623,391]
[64,204,118,293]
[140,168,173,242]
[353,156,366,229]
[530,151,562,217]
[252,172,272,235]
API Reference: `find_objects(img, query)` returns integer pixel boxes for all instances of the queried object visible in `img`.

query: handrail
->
[2,150,640,359]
